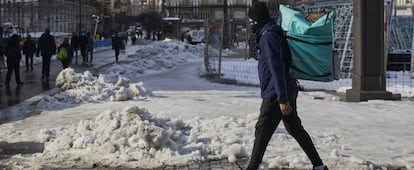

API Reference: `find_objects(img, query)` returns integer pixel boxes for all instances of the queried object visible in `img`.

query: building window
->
[182,0,192,5]
[181,11,193,19]
[200,12,210,19]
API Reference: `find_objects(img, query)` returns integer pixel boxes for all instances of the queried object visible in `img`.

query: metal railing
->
[202,2,414,99]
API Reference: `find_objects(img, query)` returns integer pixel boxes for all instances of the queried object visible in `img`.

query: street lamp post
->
[92,14,100,40]
[79,0,81,33]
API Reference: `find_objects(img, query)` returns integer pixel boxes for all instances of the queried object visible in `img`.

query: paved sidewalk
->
[0,43,271,170]
[0,46,138,111]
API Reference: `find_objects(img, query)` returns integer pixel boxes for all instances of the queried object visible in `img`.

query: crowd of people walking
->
[0,28,100,88]
[0,28,139,88]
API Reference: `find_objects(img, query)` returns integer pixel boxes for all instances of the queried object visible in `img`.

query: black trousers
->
[114,48,120,62]
[247,95,323,169]
[80,46,87,63]
[5,58,21,84]
[89,48,93,64]
[25,54,34,70]
[61,59,70,69]
[41,55,52,78]
[73,48,79,64]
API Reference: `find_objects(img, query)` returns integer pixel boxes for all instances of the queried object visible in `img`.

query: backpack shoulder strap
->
[261,29,284,39]
[260,29,292,66]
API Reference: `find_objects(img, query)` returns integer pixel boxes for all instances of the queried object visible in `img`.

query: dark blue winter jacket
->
[37,33,56,57]
[256,20,298,103]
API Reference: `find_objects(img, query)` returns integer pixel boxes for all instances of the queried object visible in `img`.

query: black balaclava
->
[248,2,271,34]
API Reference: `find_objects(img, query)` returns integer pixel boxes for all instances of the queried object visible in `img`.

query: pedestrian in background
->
[130,32,137,45]
[79,31,88,65]
[86,32,94,65]
[246,3,328,170]
[0,40,5,87]
[23,34,36,71]
[71,32,80,65]
[4,33,23,87]
[180,31,186,42]
[36,28,56,81]
[57,37,73,69]
[111,33,122,63]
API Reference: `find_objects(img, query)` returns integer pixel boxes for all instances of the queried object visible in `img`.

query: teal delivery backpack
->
[279,5,339,82]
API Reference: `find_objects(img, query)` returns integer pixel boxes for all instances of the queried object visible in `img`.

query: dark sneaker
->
[313,165,329,170]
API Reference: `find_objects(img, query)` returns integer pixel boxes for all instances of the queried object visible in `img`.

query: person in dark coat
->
[86,32,94,65]
[180,31,186,42]
[36,28,56,81]
[70,33,80,65]
[0,40,5,87]
[4,34,23,87]
[78,31,88,65]
[245,3,328,170]
[22,34,36,70]
[111,33,122,63]
[57,37,73,69]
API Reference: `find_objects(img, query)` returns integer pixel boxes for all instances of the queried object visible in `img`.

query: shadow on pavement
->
[0,142,44,156]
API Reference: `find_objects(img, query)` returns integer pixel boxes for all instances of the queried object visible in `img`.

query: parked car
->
[187,29,204,45]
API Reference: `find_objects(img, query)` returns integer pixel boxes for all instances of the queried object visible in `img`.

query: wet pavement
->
[0,45,255,170]
[0,48,115,111]
[0,60,60,110]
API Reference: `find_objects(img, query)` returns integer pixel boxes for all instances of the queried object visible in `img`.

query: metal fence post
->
[204,19,210,74]
[411,22,414,72]
[218,15,224,78]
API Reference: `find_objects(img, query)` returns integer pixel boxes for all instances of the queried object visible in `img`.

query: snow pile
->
[47,68,151,105]
[37,106,251,168]
[105,40,204,77]
[35,105,347,169]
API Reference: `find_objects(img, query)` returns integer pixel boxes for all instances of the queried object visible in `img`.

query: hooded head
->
[248,2,271,33]
[8,34,19,44]
[62,37,70,46]
[45,28,51,34]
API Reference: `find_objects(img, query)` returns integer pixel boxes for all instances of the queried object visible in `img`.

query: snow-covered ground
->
[0,39,413,170]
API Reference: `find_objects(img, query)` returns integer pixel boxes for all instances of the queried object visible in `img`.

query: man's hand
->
[279,103,292,116]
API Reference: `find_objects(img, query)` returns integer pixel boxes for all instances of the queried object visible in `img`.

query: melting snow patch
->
[37,106,250,168]
[48,68,150,105]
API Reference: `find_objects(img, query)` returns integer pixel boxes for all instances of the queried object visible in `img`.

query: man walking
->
[57,38,73,69]
[36,28,56,81]
[86,32,94,65]
[71,32,80,65]
[4,33,23,87]
[23,34,36,71]
[0,39,5,87]
[79,31,88,65]
[111,33,122,63]
[246,3,328,170]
